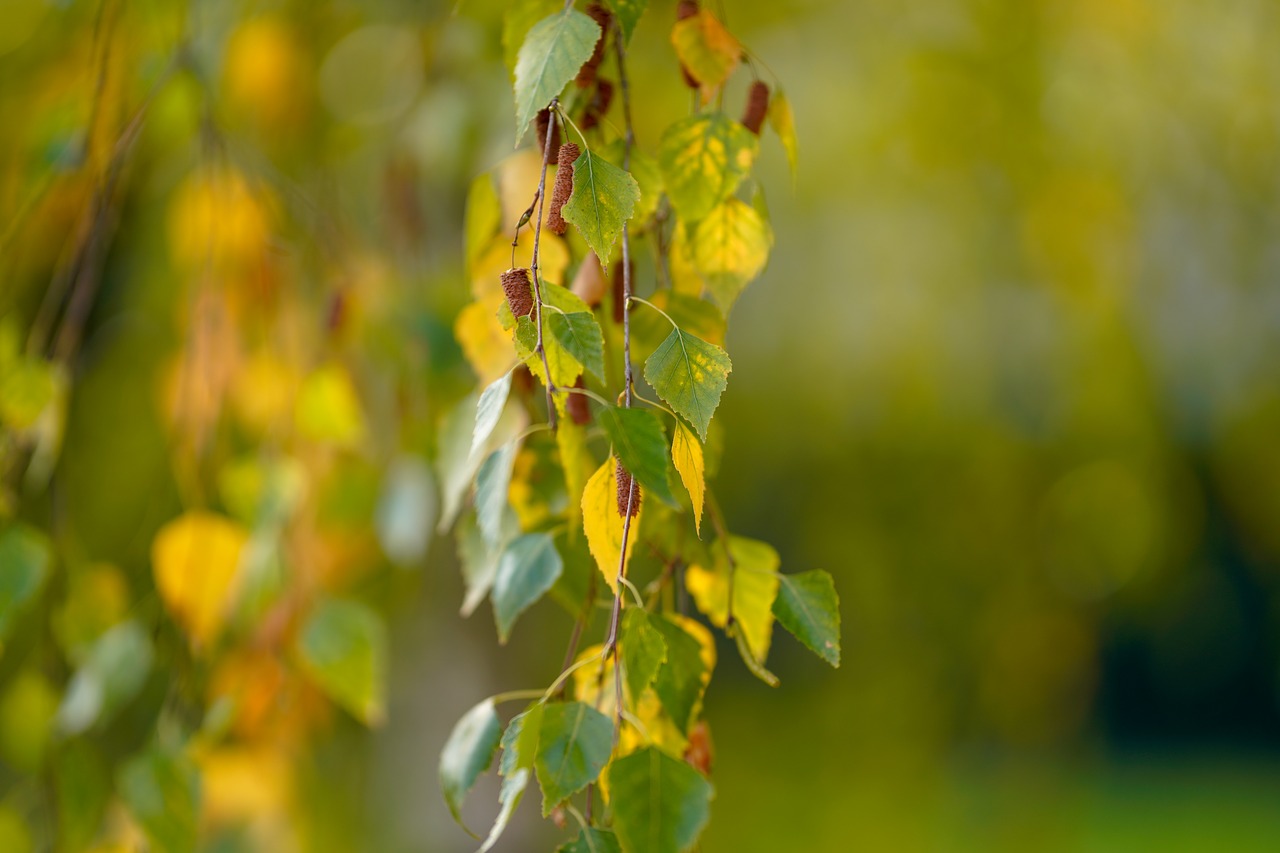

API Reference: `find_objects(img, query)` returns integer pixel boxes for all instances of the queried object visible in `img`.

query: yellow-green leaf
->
[693,197,772,311]
[671,423,705,535]
[767,88,798,182]
[581,459,641,592]
[658,114,757,222]
[671,10,742,99]
[561,150,640,268]
[643,328,731,443]
[685,536,780,665]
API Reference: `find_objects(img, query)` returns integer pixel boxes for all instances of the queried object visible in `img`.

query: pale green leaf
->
[622,608,667,701]
[513,10,602,144]
[774,570,841,667]
[473,371,514,458]
[561,150,640,268]
[441,699,503,833]
[458,509,519,617]
[479,704,544,853]
[56,621,152,735]
[535,700,613,815]
[475,442,519,550]
[643,328,731,442]
[609,747,713,853]
[596,406,677,507]
[658,114,756,221]
[556,827,623,853]
[492,533,563,643]
[296,598,387,725]
[603,0,647,45]
[118,747,199,853]
[693,197,772,311]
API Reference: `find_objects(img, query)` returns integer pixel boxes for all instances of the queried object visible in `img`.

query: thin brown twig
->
[529,99,560,429]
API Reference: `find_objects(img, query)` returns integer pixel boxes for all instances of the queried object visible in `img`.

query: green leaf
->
[774,570,841,667]
[296,598,387,725]
[561,150,640,267]
[603,0,647,45]
[632,292,724,360]
[548,311,605,381]
[658,114,757,222]
[685,536,780,666]
[622,608,667,701]
[440,699,503,833]
[0,523,52,643]
[55,741,110,853]
[492,533,564,643]
[609,747,713,853]
[693,197,772,311]
[473,371,514,458]
[480,704,544,853]
[649,617,707,731]
[56,621,153,735]
[557,827,623,853]
[118,747,199,853]
[513,10,602,144]
[475,442,519,550]
[535,700,613,815]
[643,328,731,442]
[515,315,584,388]
[767,89,798,182]
[596,406,678,507]
[458,509,519,618]
[503,0,562,81]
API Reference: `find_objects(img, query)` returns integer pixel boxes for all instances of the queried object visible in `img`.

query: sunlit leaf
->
[562,150,640,267]
[441,699,503,833]
[296,598,387,726]
[670,422,706,535]
[693,197,772,311]
[774,570,841,667]
[151,511,248,649]
[658,114,756,222]
[582,459,642,592]
[535,700,613,815]
[597,406,678,507]
[622,608,667,701]
[492,532,564,643]
[685,536,780,669]
[118,746,199,853]
[513,10,602,144]
[643,328,731,443]
[609,747,713,853]
[671,10,742,99]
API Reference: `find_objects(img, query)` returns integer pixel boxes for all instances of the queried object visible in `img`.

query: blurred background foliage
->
[2,0,1280,850]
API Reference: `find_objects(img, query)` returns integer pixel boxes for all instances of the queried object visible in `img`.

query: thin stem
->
[543,647,605,701]
[489,688,547,706]
[530,98,560,429]
[562,384,611,408]
[628,295,679,330]
[556,570,597,698]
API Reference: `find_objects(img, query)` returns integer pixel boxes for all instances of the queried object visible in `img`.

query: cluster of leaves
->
[441,2,838,851]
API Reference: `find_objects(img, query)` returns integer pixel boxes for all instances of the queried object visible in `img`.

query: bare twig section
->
[530,98,561,428]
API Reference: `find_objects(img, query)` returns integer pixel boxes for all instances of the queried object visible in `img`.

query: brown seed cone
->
[684,720,714,776]
[581,79,615,131]
[610,258,634,324]
[615,461,641,518]
[501,268,534,318]
[741,81,770,135]
[571,251,606,308]
[535,108,559,155]
[566,378,592,426]
[576,3,614,89]
[546,143,580,236]
[676,1,700,88]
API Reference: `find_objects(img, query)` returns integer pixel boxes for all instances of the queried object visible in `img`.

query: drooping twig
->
[529,98,561,428]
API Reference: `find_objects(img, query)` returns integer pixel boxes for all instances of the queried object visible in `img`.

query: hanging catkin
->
[501,268,533,318]
[566,378,591,426]
[610,258,634,324]
[581,79,615,131]
[615,461,641,518]
[546,143,580,236]
[741,81,770,135]
[535,108,559,155]
[576,3,614,89]
[676,1,700,89]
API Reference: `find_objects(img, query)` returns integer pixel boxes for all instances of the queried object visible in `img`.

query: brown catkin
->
[501,268,534,318]
[576,3,614,89]
[741,81,770,135]
[615,461,641,518]
[581,79,615,131]
[534,108,559,155]
[610,258,633,324]
[546,143,580,236]
[676,1,700,88]
[566,377,591,426]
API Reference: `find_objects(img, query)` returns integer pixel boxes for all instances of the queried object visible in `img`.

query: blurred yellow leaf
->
[455,297,515,385]
[295,364,366,447]
[694,197,772,310]
[671,11,742,101]
[669,223,703,297]
[230,352,298,436]
[685,536,779,662]
[198,745,293,825]
[671,423,705,535]
[470,232,570,301]
[581,458,642,593]
[223,17,307,131]
[767,89,798,182]
[168,168,273,270]
[152,512,249,649]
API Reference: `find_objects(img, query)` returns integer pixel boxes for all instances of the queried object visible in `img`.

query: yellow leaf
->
[767,89,798,182]
[152,512,249,649]
[455,297,515,384]
[671,11,742,102]
[685,537,779,661]
[229,351,298,435]
[222,17,307,131]
[694,198,773,310]
[168,167,273,271]
[469,232,570,301]
[581,458,642,592]
[671,423,705,535]
[668,223,703,297]
[295,364,366,447]
[198,745,292,826]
